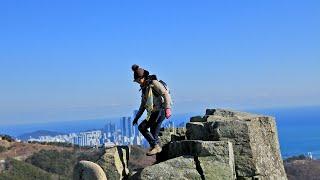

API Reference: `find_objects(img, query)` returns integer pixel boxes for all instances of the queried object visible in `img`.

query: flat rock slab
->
[139,156,201,180]
[139,156,234,180]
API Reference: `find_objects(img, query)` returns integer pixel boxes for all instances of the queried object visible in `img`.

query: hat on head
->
[132,64,149,81]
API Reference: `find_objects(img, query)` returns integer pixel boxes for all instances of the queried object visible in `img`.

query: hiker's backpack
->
[148,75,170,94]
[157,79,173,107]
[148,75,173,106]
[158,80,170,94]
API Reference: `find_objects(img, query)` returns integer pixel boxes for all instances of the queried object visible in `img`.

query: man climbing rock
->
[131,64,172,156]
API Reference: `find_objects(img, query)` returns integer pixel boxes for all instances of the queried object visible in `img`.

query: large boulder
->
[168,140,236,179]
[158,127,186,146]
[167,140,234,168]
[137,140,236,180]
[138,156,201,180]
[156,127,186,162]
[198,156,236,180]
[73,160,107,180]
[138,155,235,180]
[96,146,130,180]
[186,109,287,180]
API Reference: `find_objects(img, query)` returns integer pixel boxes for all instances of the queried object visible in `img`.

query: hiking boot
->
[147,147,153,152]
[146,144,162,156]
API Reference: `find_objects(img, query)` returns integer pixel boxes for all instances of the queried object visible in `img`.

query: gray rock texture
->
[73,160,107,180]
[139,155,235,180]
[186,109,287,180]
[137,140,235,180]
[139,156,201,180]
[158,127,187,146]
[156,127,186,162]
[167,140,234,172]
[97,146,130,180]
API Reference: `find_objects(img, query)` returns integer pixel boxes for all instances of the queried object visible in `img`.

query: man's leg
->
[150,109,165,146]
[138,119,154,147]
[138,112,160,147]
[146,109,165,156]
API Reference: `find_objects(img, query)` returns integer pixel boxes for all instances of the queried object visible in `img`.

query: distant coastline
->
[1,105,319,159]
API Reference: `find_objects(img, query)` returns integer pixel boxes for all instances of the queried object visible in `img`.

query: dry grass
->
[285,159,320,180]
[0,140,73,161]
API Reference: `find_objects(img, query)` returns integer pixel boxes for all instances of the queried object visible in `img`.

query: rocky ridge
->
[73,108,287,180]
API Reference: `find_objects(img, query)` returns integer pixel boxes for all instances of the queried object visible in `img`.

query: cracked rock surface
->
[96,146,130,180]
[186,109,287,179]
[136,140,235,180]
[138,155,234,180]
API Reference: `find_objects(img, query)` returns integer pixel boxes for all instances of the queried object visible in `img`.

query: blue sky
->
[0,0,319,125]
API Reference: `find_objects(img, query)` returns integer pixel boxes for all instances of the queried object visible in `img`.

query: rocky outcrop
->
[74,146,130,180]
[138,156,202,179]
[97,146,130,180]
[166,140,234,170]
[156,127,186,162]
[139,140,236,180]
[186,109,287,180]
[139,156,235,180]
[158,127,186,146]
[75,108,287,180]
[73,160,107,180]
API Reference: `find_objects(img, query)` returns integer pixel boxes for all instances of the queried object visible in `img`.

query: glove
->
[132,118,138,126]
[165,108,171,119]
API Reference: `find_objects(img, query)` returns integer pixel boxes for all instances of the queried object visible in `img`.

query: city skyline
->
[23,110,180,148]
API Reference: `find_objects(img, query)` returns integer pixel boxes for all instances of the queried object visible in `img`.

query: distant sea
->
[1,106,319,159]
[249,106,320,159]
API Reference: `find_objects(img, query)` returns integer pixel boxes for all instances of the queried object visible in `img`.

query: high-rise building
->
[104,122,110,133]
[121,117,127,137]
[133,110,139,137]
[72,131,102,147]
[127,117,132,138]
[110,123,116,134]
[105,121,116,134]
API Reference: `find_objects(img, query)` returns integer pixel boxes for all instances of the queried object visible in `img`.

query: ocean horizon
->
[1,105,319,159]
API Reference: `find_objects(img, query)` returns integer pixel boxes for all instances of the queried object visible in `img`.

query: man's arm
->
[133,95,146,125]
[135,102,145,120]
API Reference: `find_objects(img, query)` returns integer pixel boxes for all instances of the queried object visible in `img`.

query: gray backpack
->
[152,79,173,106]
[158,80,170,94]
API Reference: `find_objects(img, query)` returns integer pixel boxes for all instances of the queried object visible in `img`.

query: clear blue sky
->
[0,0,319,125]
